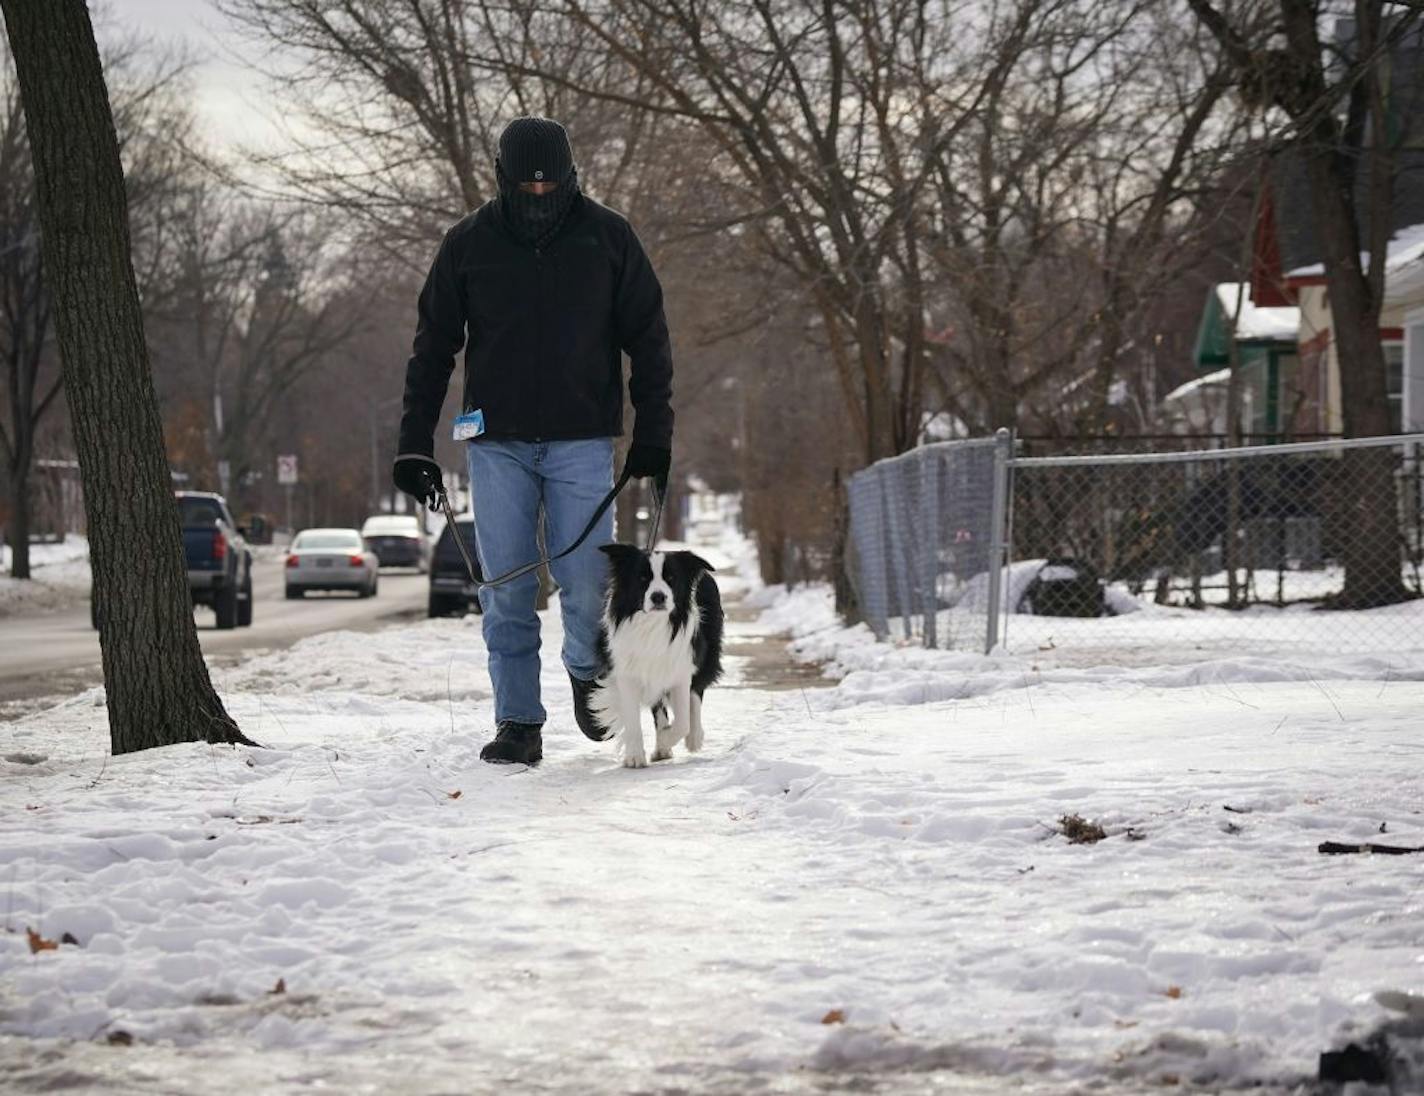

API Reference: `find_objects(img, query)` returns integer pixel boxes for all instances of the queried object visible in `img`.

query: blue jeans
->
[465,438,614,725]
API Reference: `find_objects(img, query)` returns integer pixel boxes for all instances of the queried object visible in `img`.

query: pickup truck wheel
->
[214,582,238,629]
[428,592,452,618]
[237,571,254,627]
[285,586,304,600]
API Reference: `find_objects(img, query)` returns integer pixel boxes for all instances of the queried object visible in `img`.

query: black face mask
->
[496,161,581,248]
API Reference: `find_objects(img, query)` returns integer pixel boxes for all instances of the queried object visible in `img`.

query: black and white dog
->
[589,545,724,768]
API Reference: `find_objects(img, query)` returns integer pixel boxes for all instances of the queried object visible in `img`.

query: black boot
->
[569,672,610,741]
[480,721,543,765]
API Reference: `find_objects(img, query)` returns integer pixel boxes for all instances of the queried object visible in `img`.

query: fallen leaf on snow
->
[270,978,286,995]
[447,790,462,800]
[820,1009,846,1025]
[1059,814,1107,845]
[1164,986,1183,999]
[26,928,58,953]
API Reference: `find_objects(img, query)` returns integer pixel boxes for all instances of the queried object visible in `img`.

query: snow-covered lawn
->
[2,581,1422,1092]
[0,536,91,617]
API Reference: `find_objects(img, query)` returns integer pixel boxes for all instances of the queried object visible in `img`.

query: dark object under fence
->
[1025,557,1106,618]
[1317,840,1424,855]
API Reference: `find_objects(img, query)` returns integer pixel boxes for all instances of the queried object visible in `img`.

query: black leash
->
[437,467,665,591]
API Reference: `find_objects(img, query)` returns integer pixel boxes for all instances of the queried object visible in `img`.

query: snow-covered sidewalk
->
[0,536,91,617]
[3,581,1423,1093]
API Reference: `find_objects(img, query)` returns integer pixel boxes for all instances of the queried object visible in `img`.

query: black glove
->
[622,443,670,490]
[392,455,444,510]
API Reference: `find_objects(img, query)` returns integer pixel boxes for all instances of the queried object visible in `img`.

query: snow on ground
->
[0,537,92,617]
[863,556,1424,670]
[3,561,1423,1093]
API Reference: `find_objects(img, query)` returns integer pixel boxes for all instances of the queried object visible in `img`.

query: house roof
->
[1215,283,1301,340]
[1286,221,1424,280]
[1163,366,1231,404]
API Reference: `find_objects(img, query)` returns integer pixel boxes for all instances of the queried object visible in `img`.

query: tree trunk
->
[1,0,252,753]
[7,453,30,579]
[1297,139,1408,608]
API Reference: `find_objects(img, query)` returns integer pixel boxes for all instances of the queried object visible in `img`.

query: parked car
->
[92,491,255,631]
[428,515,483,617]
[360,514,430,571]
[285,529,380,598]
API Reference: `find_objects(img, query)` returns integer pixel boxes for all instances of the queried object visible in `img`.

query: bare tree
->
[919,2,1246,437]
[145,188,363,502]
[0,0,253,753]
[1187,0,1418,607]
[0,35,192,577]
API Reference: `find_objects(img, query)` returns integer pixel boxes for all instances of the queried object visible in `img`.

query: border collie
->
[589,545,724,768]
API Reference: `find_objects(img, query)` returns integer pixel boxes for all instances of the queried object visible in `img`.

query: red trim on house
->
[1380,327,1403,340]
[1250,184,1291,307]
[1285,274,1329,289]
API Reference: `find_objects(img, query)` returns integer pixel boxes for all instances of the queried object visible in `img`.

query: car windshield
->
[295,532,361,550]
[177,497,225,526]
[363,517,420,536]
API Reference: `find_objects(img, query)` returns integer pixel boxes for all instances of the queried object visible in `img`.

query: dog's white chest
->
[606,613,697,703]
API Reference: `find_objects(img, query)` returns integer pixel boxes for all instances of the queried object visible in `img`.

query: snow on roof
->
[1286,221,1424,279]
[1162,366,1231,404]
[1215,283,1300,341]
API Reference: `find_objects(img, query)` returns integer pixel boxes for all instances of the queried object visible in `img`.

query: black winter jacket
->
[397,195,674,457]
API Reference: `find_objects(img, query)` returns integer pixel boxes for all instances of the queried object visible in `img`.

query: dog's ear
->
[599,543,641,564]
[677,551,716,575]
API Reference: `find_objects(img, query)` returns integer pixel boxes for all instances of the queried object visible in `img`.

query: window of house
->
[1386,341,1404,432]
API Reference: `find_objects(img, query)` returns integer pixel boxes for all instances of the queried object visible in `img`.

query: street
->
[0,557,431,717]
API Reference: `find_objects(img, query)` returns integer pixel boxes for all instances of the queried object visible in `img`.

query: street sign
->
[277,454,299,485]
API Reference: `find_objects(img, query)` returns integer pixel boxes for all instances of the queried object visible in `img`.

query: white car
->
[285,528,380,598]
[360,514,430,571]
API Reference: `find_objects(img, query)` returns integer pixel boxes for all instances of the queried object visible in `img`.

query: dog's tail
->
[587,681,621,742]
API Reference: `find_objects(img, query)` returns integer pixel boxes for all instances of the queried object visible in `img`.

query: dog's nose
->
[649,591,667,607]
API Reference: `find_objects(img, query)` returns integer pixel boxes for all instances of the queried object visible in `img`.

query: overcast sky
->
[110,0,280,151]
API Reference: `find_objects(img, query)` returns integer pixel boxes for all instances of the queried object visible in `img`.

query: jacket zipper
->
[533,244,543,441]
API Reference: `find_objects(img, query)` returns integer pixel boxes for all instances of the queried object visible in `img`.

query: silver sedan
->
[285,528,380,598]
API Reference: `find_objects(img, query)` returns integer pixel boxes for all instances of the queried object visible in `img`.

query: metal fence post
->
[922,450,940,649]
[984,427,1013,655]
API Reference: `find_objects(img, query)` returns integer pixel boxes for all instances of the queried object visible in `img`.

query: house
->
[1184,15,1424,439]
[1381,226,1424,433]
[1163,283,1300,437]
[1283,223,1424,435]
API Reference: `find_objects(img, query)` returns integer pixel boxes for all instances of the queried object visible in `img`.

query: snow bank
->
[756,581,1424,712]
[3,575,1423,1093]
[0,536,91,617]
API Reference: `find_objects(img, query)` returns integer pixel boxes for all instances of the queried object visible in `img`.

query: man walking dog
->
[393,116,673,765]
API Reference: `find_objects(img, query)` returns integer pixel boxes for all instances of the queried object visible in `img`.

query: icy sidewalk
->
[3,594,1423,1093]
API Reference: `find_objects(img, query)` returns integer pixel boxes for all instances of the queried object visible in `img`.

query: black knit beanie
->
[496,116,581,246]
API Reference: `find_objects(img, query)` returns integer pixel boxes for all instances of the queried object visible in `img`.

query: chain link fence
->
[846,436,1006,651]
[847,433,1424,663]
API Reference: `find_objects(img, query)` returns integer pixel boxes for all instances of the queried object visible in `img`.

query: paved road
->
[0,558,431,717]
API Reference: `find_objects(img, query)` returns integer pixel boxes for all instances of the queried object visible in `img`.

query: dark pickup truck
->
[179,492,254,629]
[91,491,255,630]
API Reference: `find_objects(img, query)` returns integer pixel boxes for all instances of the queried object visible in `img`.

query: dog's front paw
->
[650,745,673,762]
[622,752,649,769]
